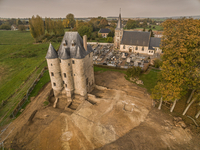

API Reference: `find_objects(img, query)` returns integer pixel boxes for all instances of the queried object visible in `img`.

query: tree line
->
[151,18,200,120]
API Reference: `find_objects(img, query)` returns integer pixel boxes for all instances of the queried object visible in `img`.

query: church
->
[114,13,162,55]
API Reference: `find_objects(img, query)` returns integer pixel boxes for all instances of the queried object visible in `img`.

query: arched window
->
[51,72,54,76]
[53,82,56,86]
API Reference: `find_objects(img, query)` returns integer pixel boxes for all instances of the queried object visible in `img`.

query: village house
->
[99,28,111,38]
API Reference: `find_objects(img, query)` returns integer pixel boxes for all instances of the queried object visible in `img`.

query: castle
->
[114,13,162,55]
[45,32,95,100]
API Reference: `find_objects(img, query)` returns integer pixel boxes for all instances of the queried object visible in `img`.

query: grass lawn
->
[90,38,109,43]
[135,25,163,31]
[94,66,160,94]
[138,69,160,93]
[0,30,60,125]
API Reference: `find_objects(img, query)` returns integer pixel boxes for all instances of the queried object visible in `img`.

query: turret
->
[59,41,74,98]
[46,43,63,97]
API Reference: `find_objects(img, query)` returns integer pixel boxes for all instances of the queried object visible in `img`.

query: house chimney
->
[83,35,87,51]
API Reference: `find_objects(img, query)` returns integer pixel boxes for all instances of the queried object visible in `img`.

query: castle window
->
[72,60,75,64]
[59,59,61,63]
[63,81,65,84]
[123,45,125,49]
[136,46,138,50]
[64,73,66,78]
[51,72,54,76]
[68,63,70,66]
[65,84,67,87]
[149,51,151,53]
[53,82,56,86]
[74,74,75,76]
[51,64,53,66]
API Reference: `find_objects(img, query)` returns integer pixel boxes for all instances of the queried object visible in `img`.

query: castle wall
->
[84,52,95,93]
[71,58,87,97]
[60,59,74,97]
[47,58,63,97]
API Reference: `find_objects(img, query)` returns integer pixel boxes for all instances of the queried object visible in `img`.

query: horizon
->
[0,0,200,18]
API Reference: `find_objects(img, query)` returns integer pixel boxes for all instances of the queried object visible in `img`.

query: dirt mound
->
[1,71,200,150]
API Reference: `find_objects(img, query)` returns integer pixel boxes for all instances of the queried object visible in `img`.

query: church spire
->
[116,8,122,29]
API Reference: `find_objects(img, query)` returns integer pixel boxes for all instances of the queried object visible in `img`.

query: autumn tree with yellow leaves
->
[152,18,200,114]
[29,15,45,40]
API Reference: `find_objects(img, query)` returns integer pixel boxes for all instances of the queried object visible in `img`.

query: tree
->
[152,18,200,112]
[45,18,53,34]
[18,25,26,31]
[29,15,45,39]
[66,13,75,28]
[107,37,113,43]
[78,25,92,39]
[0,23,11,30]
[126,19,137,29]
[63,18,70,28]
[99,18,108,29]
[53,19,64,35]
[148,29,154,37]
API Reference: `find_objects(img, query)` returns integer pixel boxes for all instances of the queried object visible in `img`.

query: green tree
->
[53,19,64,35]
[45,18,53,34]
[18,25,26,31]
[78,25,92,39]
[0,23,11,30]
[126,19,137,29]
[107,37,113,43]
[148,29,154,37]
[66,13,75,28]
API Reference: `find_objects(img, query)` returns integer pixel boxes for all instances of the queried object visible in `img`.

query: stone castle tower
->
[114,12,123,49]
[46,32,95,100]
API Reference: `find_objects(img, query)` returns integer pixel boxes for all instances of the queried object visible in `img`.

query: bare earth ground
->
[0,71,200,150]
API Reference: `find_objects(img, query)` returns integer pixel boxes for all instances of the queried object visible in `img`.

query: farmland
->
[0,31,59,125]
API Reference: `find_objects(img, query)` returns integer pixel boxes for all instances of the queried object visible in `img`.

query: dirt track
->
[1,71,200,150]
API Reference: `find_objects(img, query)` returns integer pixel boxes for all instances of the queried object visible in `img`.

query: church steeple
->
[116,9,122,29]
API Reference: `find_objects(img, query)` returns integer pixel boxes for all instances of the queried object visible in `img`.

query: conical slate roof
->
[116,13,122,29]
[45,43,58,59]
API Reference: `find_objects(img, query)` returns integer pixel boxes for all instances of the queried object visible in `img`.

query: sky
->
[0,0,200,18]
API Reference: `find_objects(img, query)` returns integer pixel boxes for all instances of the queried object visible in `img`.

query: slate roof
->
[99,28,111,33]
[58,32,93,59]
[116,13,122,29]
[121,31,150,46]
[45,43,58,59]
[149,37,161,50]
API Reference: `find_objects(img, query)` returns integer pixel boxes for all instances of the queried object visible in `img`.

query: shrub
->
[126,66,142,78]
[154,59,162,68]
[107,37,113,43]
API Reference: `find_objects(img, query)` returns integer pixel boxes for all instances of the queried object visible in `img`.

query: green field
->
[0,31,59,125]
[136,25,163,31]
